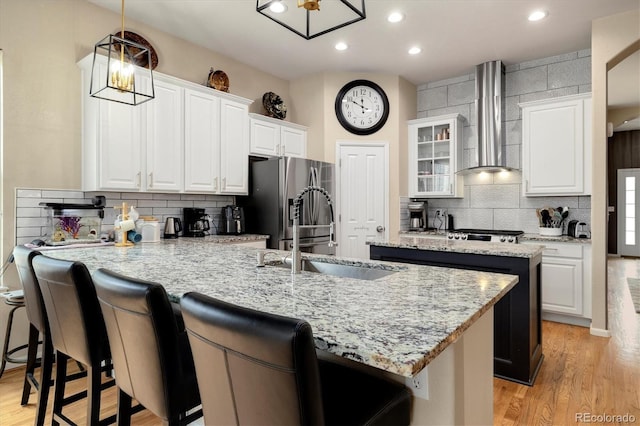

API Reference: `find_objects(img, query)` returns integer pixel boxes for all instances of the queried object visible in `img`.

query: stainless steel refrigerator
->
[239,157,336,255]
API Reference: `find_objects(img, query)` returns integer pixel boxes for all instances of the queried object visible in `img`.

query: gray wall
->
[408,49,592,234]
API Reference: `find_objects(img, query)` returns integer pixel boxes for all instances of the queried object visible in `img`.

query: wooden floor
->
[494,256,640,425]
[1,257,639,425]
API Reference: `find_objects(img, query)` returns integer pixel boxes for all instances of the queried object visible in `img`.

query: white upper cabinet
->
[146,78,184,192]
[219,98,249,194]
[249,113,307,158]
[520,93,592,196]
[408,114,464,198]
[184,88,219,193]
[78,54,252,194]
[80,56,144,191]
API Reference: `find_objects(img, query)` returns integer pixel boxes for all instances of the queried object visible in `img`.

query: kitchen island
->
[370,236,545,386]
[44,240,518,425]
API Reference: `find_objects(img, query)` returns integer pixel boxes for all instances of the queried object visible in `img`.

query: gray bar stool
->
[0,294,39,378]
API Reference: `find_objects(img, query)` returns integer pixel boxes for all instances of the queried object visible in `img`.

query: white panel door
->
[618,168,640,257]
[184,89,219,192]
[337,143,387,260]
[146,79,183,192]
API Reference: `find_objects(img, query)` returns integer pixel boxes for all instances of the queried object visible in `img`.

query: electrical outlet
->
[404,367,429,400]
[435,209,447,218]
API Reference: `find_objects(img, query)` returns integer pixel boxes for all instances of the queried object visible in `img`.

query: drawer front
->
[539,242,583,258]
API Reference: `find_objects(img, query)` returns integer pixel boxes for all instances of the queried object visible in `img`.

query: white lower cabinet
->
[249,113,307,158]
[523,241,592,326]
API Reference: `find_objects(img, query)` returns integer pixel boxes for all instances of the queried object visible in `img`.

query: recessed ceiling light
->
[387,12,404,23]
[408,46,421,55]
[335,42,348,51]
[269,1,287,13]
[528,10,548,21]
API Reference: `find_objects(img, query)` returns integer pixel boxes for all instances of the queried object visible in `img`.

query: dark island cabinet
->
[369,244,543,386]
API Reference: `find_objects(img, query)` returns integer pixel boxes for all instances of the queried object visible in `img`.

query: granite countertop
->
[43,239,517,378]
[520,233,592,244]
[374,236,544,259]
[192,234,269,243]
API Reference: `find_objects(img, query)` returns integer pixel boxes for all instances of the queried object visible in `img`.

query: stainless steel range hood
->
[458,60,515,174]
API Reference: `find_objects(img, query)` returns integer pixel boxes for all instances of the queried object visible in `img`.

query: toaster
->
[575,222,591,239]
[567,220,579,237]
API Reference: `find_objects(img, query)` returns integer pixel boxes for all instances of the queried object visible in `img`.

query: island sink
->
[274,258,399,281]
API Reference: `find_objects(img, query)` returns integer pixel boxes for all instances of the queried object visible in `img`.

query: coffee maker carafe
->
[408,201,427,231]
[183,207,210,237]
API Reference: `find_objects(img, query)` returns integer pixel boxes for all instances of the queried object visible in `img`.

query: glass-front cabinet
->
[408,114,464,198]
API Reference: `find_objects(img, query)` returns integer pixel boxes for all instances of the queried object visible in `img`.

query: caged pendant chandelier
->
[90,0,154,106]
[256,0,366,40]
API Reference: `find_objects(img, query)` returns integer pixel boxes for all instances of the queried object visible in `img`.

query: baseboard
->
[589,326,611,337]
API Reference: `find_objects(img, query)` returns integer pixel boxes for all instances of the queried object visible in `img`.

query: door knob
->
[376,225,385,233]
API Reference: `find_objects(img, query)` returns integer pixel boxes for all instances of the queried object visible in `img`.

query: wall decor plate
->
[207,69,229,92]
[113,31,159,70]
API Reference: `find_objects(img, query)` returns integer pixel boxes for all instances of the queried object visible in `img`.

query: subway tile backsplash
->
[404,171,591,233]
[15,188,235,245]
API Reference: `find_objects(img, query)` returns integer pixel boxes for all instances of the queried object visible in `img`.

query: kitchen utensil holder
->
[539,227,562,236]
[114,202,135,247]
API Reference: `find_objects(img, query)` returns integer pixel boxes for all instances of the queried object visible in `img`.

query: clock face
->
[335,80,389,135]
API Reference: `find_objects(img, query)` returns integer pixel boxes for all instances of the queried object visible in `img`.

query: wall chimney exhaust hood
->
[458,60,515,175]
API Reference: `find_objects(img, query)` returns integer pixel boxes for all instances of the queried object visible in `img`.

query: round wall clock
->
[335,79,389,135]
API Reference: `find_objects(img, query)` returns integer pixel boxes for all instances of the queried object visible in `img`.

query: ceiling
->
[88,0,639,113]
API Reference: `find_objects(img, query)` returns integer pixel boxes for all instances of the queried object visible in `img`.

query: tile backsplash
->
[401,171,591,234]
[15,188,235,245]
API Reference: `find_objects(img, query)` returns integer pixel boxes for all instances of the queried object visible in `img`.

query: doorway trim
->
[335,140,390,258]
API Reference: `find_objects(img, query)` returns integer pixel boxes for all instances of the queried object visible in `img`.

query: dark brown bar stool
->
[32,255,115,426]
[181,292,412,425]
[92,268,202,426]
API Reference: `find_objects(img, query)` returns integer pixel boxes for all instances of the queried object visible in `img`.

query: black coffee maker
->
[221,205,245,235]
[183,207,210,237]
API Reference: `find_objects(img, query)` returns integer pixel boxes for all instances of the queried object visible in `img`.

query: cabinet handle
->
[148,172,153,188]
[222,177,226,189]
[276,144,281,156]
[214,177,218,191]
[136,172,141,188]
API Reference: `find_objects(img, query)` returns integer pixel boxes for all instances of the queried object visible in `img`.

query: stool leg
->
[86,366,101,425]
[21,324,40,404]
[51,351,68,426]
[117,388,132,426]
[34,335,53,426]
[0,305,20,378]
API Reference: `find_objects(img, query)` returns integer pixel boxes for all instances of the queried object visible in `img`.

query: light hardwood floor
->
[494,256,640,425]
[1,257,639,425]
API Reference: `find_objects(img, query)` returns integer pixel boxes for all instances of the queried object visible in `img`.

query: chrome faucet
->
[291,186,337,274]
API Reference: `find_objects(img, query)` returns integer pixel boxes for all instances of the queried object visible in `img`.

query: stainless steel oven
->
[447,229,523,244]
